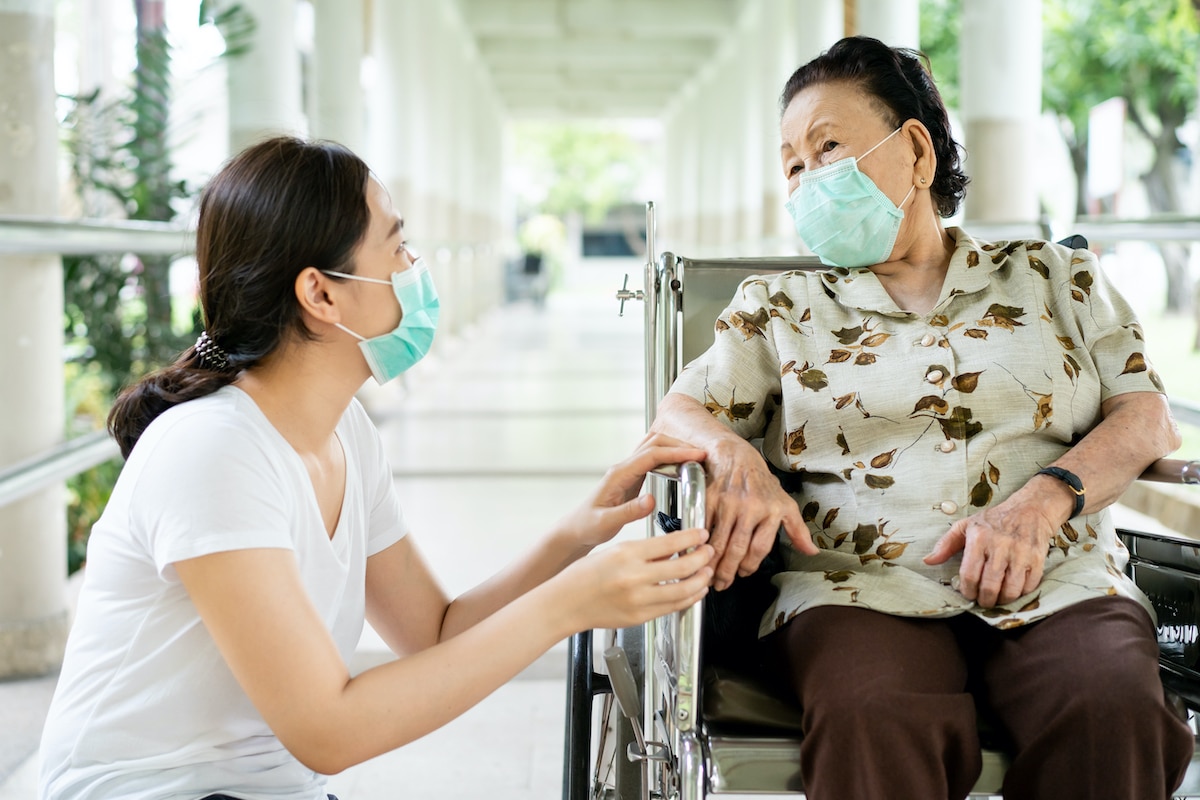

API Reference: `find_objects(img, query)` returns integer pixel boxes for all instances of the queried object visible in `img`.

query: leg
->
[969,596,1194,800]
[769,606,982,800]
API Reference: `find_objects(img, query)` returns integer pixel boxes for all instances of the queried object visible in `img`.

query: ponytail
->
[106,336,238,459]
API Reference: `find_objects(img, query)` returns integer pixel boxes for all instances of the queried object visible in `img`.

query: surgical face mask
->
[322,260,440,384]
[784,127,916,268]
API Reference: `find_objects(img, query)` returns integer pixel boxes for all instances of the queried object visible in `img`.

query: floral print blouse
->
[670,228,1165,636]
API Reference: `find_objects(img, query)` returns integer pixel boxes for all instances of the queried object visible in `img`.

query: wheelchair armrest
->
[1139,459,1200,485]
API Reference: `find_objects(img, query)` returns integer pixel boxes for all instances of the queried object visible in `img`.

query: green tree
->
[513,123,647,224]
[919,0,960,110]
[923,0,1199,317]
[1043,0,1198,314]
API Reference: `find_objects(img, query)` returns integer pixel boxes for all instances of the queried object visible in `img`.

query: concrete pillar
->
[0,0,68,678]
[794,0,843,64]
[366,0,413,211]
[312,0,365,152]
[674,85,701,250]
[855,0,919,49]
[737,6,765,252]
[227,0,305,153]
[960,0,1041,222]
[713,55,740,251]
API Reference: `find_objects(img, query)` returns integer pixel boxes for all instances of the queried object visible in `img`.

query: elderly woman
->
[652,36,1194,800]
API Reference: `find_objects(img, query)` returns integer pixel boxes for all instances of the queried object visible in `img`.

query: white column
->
[793,0,843,64]
[227,0,305,153]
[960,0,1041,223]
[714,54,740,251]
[855,0,919,49]
[366,0,413,210]
[0,0,68,678]
[312,0,365,152]
[674,85,701,251]
[737,9,765,253]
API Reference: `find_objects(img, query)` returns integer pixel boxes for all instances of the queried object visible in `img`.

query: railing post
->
[0,0,69,678]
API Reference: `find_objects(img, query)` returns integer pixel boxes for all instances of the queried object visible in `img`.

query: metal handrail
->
[0,215,195,256]
[0,431,119,508]
[963,215,1200,245]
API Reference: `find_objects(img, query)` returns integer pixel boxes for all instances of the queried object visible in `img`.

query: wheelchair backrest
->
[658,254,824,392]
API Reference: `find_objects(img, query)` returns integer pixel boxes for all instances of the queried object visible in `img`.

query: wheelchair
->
[562,207,1200,799]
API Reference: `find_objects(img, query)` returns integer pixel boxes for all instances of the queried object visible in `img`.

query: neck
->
[235,339,366,454]
[868,217,956,315]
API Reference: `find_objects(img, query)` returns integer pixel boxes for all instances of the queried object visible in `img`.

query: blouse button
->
[937,440,956,453]
[926,369,945,384]
[919,333,936,347]
[939,500,959,515]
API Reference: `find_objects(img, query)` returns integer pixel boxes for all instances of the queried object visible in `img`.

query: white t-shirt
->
[39,385,408,800]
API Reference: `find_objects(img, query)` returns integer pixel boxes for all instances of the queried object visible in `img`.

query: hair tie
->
[195,331,231,372]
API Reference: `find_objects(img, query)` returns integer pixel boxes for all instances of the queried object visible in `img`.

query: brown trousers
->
[768,597,1195,800]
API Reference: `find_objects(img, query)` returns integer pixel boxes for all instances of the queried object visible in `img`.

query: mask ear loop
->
[858,126,904,164]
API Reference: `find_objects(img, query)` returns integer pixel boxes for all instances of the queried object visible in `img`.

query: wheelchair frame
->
[564,205,1200,799]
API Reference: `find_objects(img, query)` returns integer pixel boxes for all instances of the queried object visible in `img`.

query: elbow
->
[1163,419,1183,458]
[275,717,374,776]
[282,734,352,777]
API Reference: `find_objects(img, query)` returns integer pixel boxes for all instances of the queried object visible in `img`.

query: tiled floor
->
[0,257,649,800]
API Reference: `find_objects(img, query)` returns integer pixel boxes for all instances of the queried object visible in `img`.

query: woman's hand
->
[556,432,708,550]
[701,436,817,591]
[923,478,1072,607]
[552,527,714,631]
[649,393,817,591]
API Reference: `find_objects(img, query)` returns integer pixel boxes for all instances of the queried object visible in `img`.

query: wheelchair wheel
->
[595,626,647,799]
[563,626,648,800]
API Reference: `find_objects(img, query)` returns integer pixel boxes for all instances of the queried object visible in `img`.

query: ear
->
[902,118,937,188]
[294,266,342,325]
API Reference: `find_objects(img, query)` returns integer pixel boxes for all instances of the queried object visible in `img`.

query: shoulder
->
[964,230,1095,280]
[135,387,270,458]
[731,269,827,311]
[124,386,290,495]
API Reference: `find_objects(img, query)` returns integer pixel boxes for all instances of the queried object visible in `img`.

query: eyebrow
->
[384,217,402,241]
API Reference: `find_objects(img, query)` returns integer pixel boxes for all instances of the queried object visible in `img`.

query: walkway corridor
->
[0,256,649,800]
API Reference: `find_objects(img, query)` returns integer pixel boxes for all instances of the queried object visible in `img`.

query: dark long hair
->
[107,136,372,458]
[780,36,969,217]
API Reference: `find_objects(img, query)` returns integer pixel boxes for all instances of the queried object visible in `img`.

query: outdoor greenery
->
[921,0,1199,316]
[60,0,252,573]
[512,122,648,224]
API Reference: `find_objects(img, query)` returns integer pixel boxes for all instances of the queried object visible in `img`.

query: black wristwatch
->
[1036,466,1085,519]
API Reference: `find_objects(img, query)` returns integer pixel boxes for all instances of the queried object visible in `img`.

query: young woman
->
[38,136,713,800]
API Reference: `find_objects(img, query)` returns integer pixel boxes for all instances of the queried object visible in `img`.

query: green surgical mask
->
[323,260,440,383]
[785,127,915,268]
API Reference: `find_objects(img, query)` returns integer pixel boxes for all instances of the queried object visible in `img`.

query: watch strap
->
[1036,466,1085,519]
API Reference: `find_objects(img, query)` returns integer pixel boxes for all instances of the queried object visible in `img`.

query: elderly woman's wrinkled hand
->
[705,438,818,591]
[923,496,1060,608]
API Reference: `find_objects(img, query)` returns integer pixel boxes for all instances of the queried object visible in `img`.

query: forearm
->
[652,392,759,458]
[439,529,587,640]
[337,582,570,769]
[1025,392,1180,522]
[288,579,570,773]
